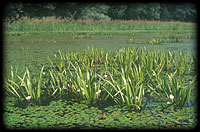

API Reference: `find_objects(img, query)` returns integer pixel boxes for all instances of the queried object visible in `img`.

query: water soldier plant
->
[147,38,162,45]
[4,47,196,112]
[5,66,45,106]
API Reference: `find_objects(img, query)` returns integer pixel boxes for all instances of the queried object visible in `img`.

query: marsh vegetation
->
[3,17,197,129]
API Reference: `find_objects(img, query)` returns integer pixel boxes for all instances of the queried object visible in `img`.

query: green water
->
[3,32,197,129]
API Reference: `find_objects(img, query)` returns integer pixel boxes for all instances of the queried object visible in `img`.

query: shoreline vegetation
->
[3,17,196,35]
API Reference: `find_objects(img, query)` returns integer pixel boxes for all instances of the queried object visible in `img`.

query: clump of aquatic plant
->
[4,47,196,111]
[147,38,162,45]
[127,38,135,44]
[5,66,45,105]
[48,52,107,105]
[163,35,185,43]
[108,34,114,38]
[67,61,104,104]
[98,63,153,112]
[72,35,92,39]
[147,70,196,110]
[30,38,57,43]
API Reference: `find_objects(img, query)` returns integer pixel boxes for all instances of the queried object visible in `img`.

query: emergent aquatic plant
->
[4,47,196,111]
[5,66,45,105]
[147,38,162,45]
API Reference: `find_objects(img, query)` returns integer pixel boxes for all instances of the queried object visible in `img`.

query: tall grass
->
[3,17,196,35]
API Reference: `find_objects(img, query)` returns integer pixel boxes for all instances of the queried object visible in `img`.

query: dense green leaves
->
[3,97,197,129]
[4,3,196,22]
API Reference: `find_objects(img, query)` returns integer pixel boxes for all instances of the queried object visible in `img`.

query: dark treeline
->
[4,2,197,22]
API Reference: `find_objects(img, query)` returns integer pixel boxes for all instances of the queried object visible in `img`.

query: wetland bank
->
[3,17,197,129]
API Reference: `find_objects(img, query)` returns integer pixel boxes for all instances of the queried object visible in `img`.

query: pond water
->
[3,96,197,130]
[3,32,197,129]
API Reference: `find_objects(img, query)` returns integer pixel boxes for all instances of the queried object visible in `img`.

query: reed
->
[4,17,196,35]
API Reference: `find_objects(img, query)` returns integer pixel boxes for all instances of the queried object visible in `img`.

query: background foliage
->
[4,2,197,22]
